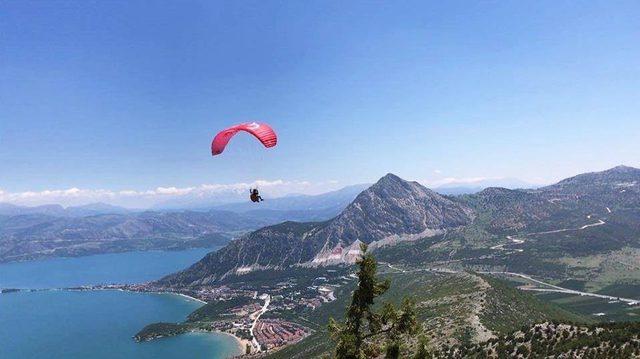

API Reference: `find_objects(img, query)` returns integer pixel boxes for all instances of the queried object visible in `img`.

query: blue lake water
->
[0,248,214,289]
[0,249,242,359]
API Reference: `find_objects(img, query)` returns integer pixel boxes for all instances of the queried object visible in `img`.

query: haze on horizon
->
[1,1,639,207]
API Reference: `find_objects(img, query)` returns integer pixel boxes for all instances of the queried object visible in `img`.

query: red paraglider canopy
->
[211,122,277,156]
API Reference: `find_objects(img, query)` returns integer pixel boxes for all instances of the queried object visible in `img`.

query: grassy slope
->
[186,296,255,322]
[268,271,588,358]
[479,275,588,334]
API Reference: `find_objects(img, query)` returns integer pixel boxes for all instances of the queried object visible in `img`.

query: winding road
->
[250,294,271,351]
[382,208,639,310]
[491,217,607,252]
[479,271,639,305]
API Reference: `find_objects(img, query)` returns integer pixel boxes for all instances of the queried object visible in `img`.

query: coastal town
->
[93,269,352,355]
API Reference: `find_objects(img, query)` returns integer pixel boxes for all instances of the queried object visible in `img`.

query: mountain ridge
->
[160,165,640,286]
[160,173,475,285]
[0,202,131,217]
[0,186,369,263]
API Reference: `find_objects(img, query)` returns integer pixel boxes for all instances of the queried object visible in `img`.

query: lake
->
[0,248,214,289]
[0,249,242,359]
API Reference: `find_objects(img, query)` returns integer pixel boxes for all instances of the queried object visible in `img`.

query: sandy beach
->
[169,293,250,356]
[181,329,250,357]
[217,331,251,356]
[172,292,208,305]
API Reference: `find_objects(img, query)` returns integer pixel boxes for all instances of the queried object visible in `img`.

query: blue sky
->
[1,1,639,206]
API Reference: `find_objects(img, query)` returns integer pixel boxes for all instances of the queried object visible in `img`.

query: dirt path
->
[468,275,495,343]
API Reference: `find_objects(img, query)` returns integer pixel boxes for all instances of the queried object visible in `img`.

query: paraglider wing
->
[211,122,277,156]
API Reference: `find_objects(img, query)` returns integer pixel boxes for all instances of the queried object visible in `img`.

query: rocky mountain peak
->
[374,173,406,185]
[159,173,476,285]
[360,173,440,202]
[284,174,475,262]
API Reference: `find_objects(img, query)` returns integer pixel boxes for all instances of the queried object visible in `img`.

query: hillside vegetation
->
[438,322,640,358]
[268,270,586,358]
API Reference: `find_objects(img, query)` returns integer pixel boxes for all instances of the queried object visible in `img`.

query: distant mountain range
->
[0,210,267,263]
[0,186,368,263]
[4,166,639,270]
[433,177,539,195]
[0,202,131,217]
[150,184,370,211]
[160,165,640,286]
[0,177,533,216]
[0,185,369,218]
[211,184,369,213]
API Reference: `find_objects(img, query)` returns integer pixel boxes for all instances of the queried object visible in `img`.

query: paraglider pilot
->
[250,188,264,203]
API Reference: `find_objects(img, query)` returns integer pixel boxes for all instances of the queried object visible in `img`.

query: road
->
[579,219,605,229]
[491,218,607,252]
[381,262,407,273]
[250,294,271,351]
[382,211,639,307]
[384,262,639,306]
[480,271,639,305]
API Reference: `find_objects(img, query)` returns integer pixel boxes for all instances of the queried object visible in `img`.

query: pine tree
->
[413,335,432,359]
[328,243,421,359]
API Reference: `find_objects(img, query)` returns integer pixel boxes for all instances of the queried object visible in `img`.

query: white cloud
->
[118,190,140,196]
[154,186,195,196]
[0,179,341,208]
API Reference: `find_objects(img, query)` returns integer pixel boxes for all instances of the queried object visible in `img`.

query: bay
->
[0,249,241,359]
[0,248,213,289]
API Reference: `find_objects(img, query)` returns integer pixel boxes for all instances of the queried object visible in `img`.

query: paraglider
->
[211,122,277,156]
[211,122,277,203]
[249,188,264,202]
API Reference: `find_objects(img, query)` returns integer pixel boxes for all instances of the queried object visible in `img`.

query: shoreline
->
[165,292,250,355]
[215,331,251,356]
[85,287,209,305]
[59,287,209,305]
[36,287,248,355]
[171,292,208,305]
[175,328,249,356]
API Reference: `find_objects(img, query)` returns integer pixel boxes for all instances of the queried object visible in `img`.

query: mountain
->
[464,187,557,231]
[0,185,366,220]
[152,184,369,212]
[212,184,369,213]
[141,166,640,357]
[544,165,640,192]
[160,174,474,285]
[0,202,130,217]
[434,178,538,195]
[0,203,67,217]
[0,187,366,263]
[161,166,640,287]
[64,202,132,216]
[0,210,283,263]
[452,165,640,234]
[538,165,640,209]
[203,185,370,223]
